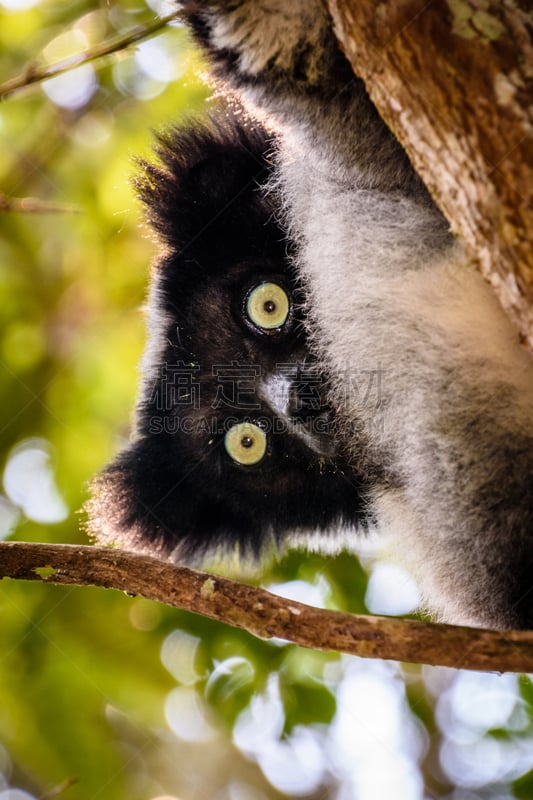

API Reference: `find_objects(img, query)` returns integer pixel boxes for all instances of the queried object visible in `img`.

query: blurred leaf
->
[281,677,336,732]
[514,769,533,799]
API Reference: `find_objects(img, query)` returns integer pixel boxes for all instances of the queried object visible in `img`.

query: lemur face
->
[87,114,369,561]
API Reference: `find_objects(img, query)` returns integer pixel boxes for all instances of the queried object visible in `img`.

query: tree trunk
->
[328,0,533,348]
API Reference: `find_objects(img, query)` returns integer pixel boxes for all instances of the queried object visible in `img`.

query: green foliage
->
[514,768,533,800]
[0,3,373,797]
[0,4,206,530]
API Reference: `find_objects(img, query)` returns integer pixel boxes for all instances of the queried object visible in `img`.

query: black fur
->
[87,113,369,560]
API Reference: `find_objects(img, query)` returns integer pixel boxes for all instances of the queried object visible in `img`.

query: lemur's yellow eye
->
[224,422,267,465]
[246,282,290,330]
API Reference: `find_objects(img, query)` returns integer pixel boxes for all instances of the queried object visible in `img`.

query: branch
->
[0,192,80,215]
[40,778,79,800]
[0,13,179,100]
[328,0,533,348]
[1,541,533,673]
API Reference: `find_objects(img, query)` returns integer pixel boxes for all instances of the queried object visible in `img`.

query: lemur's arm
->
[183,0,425,195]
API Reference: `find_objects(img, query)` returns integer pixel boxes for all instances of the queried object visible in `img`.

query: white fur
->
[279,146,533,627]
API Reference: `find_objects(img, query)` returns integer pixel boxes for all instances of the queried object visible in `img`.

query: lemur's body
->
[179,0,533,628]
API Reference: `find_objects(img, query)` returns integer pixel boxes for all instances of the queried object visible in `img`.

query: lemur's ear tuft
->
[135,108,276,249]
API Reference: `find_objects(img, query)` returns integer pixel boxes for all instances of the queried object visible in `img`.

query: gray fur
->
[181,0,533,628]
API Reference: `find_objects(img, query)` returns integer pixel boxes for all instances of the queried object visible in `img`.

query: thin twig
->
[1,540,533,673]
[0,13,180,100]
[0,192,81,214]
[40,777,79,800]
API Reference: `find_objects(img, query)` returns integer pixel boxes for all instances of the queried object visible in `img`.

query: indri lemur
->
[90,1,533,630]
[169,0,533,629]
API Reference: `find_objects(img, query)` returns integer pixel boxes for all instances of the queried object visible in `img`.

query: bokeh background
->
[1,2,533,799]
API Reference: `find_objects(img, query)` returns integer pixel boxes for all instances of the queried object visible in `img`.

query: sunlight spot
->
[113,59,165,100]
[135,35,185,83]
[146,0,177,15]
[222,782,268,800]
[0,0,40,9]
[435,671,533,788]
[0,495,20,539]
[233,674,284,757]
[150,796,180,800]
[329,659,426,799]
[42,65,97,110]
[266,578,327,607]
[365,561,420,616]
[3,439,68,523]
[440,734,533,788]
[40,30,97,110]
[161,630,202,685]
[436,671,520,736]
[165,687,216,742]
[258,726,327,796]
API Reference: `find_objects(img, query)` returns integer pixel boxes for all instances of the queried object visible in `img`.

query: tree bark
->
[2,540,533,673]
[328,0,533,348]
